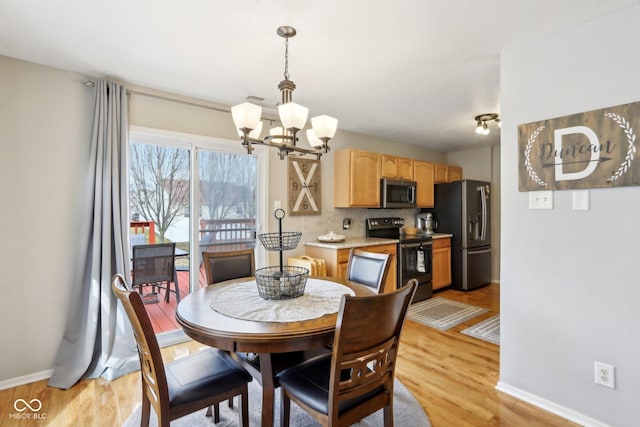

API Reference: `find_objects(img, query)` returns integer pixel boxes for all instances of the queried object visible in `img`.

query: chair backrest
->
[131,243,176,286]
[328,278,417,423]
[111,274,169,418]
[346,248,392,294]
[202,248,255,285]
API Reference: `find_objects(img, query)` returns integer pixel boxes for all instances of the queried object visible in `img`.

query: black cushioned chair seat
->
[276,354,383,415]
[167,349,253,408]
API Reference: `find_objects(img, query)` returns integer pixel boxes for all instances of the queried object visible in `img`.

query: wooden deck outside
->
[142,267,207,334]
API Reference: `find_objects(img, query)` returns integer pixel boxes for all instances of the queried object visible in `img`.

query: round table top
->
[176,276,372,353]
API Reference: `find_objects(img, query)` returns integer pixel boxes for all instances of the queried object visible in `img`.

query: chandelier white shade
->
[311,115,339,140]
[306,129,324,148]
[231,102,262,131]
[231,26,338,159]
[278,102,309,132]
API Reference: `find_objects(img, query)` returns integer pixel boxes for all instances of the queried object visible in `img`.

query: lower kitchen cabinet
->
[305,243,397,293]
[432,237,452,290]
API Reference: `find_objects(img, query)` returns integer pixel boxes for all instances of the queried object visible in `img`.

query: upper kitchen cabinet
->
[434,163,463,183]
[334,149,381,207]
[413,160,434,207]
[434,163,449,183]
[448,166,463,182]
[381,155,413,180]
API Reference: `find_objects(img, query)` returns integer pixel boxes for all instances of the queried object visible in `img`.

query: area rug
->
[461,314,500,345]
[122,378,430,427]
[407,297,488,331]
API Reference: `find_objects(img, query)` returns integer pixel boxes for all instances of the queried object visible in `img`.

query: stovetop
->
[366,217,432,243]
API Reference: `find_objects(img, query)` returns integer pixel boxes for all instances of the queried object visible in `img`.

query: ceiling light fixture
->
[474,113,500,136]
[232,26,338,160]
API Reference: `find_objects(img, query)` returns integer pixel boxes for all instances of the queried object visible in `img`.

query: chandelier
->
[474,113,500,135]
[231,26,338,160]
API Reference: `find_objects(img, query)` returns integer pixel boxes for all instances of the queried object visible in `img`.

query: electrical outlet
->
[594,361,615,389]
[343,218,351,230]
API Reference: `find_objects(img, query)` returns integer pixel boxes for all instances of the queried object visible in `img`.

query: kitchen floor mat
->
[461,314,500,344]
[407,297,488,330]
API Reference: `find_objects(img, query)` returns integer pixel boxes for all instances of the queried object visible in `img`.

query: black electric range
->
[366,217,433,302]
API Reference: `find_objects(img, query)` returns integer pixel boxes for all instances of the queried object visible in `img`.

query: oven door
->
[397,241,432,300]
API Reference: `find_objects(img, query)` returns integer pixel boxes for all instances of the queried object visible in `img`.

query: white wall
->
[0,56,94,382]
[500,5,640,426]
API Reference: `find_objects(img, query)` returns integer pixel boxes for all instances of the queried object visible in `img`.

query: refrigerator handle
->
[468,248,492,255]
[479,185,487,241]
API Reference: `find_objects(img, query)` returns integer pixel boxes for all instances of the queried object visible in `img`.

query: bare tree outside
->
[129,143,190,242]
[129,141,256,248]
[199,152,256,220]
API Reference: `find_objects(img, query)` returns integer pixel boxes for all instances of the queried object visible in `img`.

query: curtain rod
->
[81,80,232,115]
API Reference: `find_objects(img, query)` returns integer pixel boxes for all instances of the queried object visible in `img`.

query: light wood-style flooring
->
[0,283,578,426]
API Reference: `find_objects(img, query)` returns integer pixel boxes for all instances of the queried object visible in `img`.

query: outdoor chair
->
[132,243,179,303]
[276,279,418,427]
[111,274,252,427]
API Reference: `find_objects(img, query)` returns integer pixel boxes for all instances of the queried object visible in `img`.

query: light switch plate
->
[572,190,589,211]
[529,191,553,210]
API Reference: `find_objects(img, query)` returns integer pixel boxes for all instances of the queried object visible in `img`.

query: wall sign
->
[288,158,321,216]
[518,101,639,191]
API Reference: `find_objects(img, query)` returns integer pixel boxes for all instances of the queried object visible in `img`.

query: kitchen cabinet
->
[448,166,463,182]
[413,160,434,208]
[305,243,397,293]
[381,155,414,180]
[434,164,464,183]
[334,149,380,207]
[432,237,452,290]
[434,163,449,183]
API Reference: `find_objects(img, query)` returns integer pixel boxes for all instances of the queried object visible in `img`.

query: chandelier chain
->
[283,35,290,81]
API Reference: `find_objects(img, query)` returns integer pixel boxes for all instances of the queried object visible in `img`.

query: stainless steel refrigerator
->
[430,180,491,291]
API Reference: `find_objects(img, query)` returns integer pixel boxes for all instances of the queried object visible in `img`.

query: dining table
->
[175,275,373,427]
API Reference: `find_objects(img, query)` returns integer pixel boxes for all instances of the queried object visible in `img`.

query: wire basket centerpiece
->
[255,209,309,299]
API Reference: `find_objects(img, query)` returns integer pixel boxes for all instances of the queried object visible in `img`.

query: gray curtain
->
[48,80,139,389]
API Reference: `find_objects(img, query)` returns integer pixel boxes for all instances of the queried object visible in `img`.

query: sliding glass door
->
[128,127,266,342]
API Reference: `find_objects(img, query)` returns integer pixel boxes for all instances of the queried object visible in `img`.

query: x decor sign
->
[288,158,321,216]
[518,101,639,191]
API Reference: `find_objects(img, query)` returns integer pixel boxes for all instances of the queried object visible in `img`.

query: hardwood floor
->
[0,283,577,426]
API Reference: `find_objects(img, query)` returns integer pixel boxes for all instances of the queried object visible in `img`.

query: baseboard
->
[495,381,611,427]
[0,369,53,391]
[491,279,500,285]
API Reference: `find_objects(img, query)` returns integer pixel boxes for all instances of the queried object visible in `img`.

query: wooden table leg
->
[259,353,275,427]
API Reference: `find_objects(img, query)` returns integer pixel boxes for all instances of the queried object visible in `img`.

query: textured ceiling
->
[1,0,638,152]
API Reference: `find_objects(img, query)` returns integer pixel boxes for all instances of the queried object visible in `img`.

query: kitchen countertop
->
[304,233,453,250]
[428,233,453,239]
[304,237,398,250]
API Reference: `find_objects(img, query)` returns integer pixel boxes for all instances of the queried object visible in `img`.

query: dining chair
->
[276,278,418,427]
[111,274,252,427]
[202,248,255,285]
[132,243,180,303]
[346,248,392,294]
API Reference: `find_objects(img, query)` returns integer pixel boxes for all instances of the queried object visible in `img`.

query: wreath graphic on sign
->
[524,125,547,187]
[604,112,636,183]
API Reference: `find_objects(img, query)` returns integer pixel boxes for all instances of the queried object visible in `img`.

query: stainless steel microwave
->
[380,179,417,208]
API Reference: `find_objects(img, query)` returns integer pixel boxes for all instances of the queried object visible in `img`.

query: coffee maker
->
[416,212,438,235]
